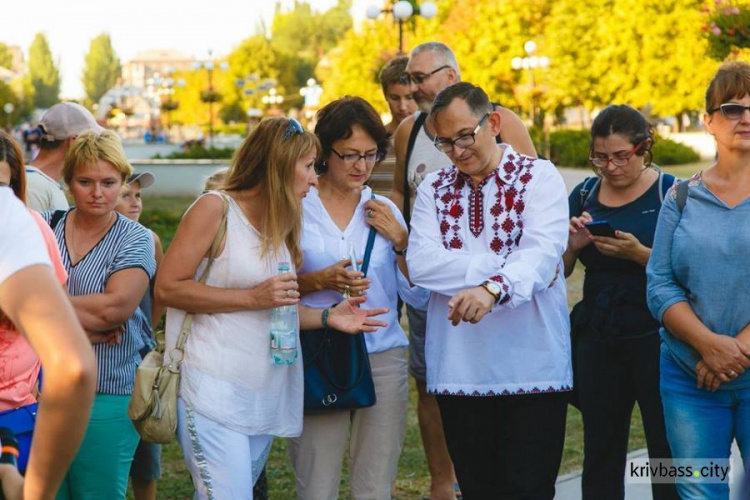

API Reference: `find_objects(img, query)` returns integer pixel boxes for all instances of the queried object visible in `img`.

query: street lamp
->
[3,103,14,131]
[261,88,284,110]
[299,78,323,120]
[150,70,186,141]
[194,51,229,148]
[366,1,438,55]
[511,41,550,126]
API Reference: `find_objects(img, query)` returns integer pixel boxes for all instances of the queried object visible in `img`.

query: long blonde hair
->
[223,118,319,268]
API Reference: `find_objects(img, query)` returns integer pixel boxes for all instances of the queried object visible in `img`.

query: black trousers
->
[436,391,568,500]
[577,333,679,500]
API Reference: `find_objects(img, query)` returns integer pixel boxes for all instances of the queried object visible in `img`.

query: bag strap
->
[676,179,689,214]
[169,194,229,369]
[403,112,427,228]
[360,194,378,277]
[48,210,66,230]
[579,177,600,209]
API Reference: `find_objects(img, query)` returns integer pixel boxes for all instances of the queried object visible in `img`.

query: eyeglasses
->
[709,103,750,121]
[283,118,304,141]
[589,140,645,169]
[330,147,384,165]
[433,113,489,153]
[399,65,451,86]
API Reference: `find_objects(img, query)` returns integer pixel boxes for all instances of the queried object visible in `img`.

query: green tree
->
[219,35,287,118]
[271,0,353,87]
[82,33,121,106]
[27,33,60,109]
[0,43,12,69]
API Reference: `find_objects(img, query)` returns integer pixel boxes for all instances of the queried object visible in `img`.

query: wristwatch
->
[393,245,407,256]
[481,280,502,304]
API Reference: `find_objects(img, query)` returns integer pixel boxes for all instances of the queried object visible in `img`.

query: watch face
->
[486,282,502,294]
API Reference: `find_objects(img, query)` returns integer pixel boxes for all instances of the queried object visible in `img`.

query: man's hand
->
[447,287,495,326]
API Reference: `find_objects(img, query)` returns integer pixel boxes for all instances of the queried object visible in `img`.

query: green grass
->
[139,196,649,499]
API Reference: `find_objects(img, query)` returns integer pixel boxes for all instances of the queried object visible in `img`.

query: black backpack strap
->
[48,210,66,230]
[579,177,600,210]
[403,112,427,228]
[676,180,689,214]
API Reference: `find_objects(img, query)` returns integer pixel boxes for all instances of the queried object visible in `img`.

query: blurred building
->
[122,49,194,88]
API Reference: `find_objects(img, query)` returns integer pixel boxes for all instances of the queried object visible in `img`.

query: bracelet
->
[321,307,331,329]
[393,245,407,256]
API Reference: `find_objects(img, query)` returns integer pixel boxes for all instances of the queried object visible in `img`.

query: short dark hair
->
[429,82,492,122]
[314,96,388,174]
[379,56,409,94]
[590,105,654,166]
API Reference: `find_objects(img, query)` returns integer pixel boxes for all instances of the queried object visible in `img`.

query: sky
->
[3,0,369,98]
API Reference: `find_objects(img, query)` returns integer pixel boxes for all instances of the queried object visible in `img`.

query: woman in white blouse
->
[290,96,428,499]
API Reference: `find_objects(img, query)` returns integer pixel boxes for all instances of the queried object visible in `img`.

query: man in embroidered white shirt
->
[407,82,572,499]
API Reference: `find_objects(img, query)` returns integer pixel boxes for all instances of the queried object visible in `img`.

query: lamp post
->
[261,88,284,112]
[366,1,438,55]
[511,41,550,126]
[194,50,229,148]
[299,78,323,121]
[3,103,14,131]
[158,71,185,139]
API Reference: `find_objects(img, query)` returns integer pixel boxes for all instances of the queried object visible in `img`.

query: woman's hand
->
[695,360,723,392]
[86,325,124,345]
[364,199,408,251]
[326,296,388,334]
[592,230,650,265]
[568,212,594,253]
[697,334,750,384]
[310,259,370,296]
[249,272,300,309]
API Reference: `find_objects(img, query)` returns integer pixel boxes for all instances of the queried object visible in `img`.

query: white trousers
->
[288,347,409,500]
[177,398,272,500]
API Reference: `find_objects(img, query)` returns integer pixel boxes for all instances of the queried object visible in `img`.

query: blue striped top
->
[43,209,156,394]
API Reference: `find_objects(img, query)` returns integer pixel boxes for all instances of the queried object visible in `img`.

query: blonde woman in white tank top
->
[156,118,390,499]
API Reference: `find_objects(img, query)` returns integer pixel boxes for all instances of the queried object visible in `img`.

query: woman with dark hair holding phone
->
[563,105,678,499]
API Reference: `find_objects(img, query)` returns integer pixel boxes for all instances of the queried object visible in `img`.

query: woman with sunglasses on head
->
[288,97,427,500]
[647,61,750,500]
[563,105,678,499]
[155,117,388,499]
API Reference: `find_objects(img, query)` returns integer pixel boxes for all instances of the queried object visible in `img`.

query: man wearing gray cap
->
[26,102,104,212]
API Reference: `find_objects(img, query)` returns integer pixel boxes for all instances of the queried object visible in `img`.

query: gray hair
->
[410,42,461,80]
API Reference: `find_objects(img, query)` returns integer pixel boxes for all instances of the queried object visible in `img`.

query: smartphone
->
[585,220,616,237]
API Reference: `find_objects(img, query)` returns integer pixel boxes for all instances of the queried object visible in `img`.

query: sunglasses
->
[283,118,304,141]
[710,103,750,121]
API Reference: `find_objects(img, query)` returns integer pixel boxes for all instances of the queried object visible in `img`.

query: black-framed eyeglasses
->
[433,113,489,153]
[709,103,750,121]
[399,65,451,86]
[330,147,384,165]
[283,118,304,141]
[589,140,645,169]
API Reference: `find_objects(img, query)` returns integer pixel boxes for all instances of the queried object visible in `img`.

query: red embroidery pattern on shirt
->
[432,152,536,257]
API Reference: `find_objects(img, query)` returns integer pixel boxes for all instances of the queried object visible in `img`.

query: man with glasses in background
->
[388,41,536,500]
[406,81,571,499]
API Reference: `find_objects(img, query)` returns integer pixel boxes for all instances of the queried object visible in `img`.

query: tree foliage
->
[82,33,121,106]
[0,43,12,70]
[27,33,60,109]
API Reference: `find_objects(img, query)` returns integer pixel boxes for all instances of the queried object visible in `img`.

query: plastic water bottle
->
[270,262,298,365]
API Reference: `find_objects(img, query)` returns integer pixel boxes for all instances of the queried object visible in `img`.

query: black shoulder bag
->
[301,225,378,412]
